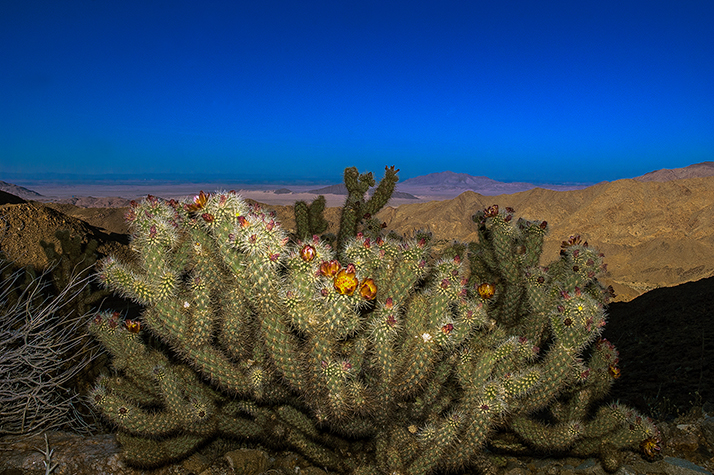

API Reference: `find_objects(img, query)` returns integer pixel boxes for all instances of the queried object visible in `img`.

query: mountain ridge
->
[633,161,714,182]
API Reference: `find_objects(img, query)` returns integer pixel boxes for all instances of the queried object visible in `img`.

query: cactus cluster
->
[89,167,660,474]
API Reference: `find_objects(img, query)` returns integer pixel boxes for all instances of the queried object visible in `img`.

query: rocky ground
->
[0,189,713,475]
[1,408,713,475]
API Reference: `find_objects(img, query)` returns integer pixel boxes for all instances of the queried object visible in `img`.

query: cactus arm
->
[363,165,399,216]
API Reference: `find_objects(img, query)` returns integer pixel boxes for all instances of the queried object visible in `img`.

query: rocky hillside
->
[0,181,43,200]
[634,161,714,182]
[374,175,714,301]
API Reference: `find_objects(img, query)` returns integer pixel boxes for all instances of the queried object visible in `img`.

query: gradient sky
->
[1,1,713,184]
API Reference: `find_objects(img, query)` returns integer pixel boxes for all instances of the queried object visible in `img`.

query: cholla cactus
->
[88,169,659,473]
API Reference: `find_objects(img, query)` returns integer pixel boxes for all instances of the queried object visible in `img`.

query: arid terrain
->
[1,165,713,473]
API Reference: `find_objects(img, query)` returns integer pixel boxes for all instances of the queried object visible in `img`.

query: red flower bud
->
[300,244,316,262]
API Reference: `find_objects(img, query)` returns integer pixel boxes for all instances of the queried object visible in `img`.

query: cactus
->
[294,195,329,240]
[336,165,399,252]
[89,170,659,473]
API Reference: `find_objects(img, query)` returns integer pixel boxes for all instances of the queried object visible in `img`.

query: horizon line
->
[0,171,599,187]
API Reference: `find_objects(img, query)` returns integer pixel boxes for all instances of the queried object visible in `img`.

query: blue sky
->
[1,1,713,184]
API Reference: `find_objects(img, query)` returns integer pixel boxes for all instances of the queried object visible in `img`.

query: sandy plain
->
[21,181,459,207]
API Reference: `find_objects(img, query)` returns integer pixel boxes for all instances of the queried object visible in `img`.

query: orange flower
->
[608,365,621,379]
[334,268,358,295]
[483,205,499,218]
[125,320,141,333]
[300,244,316,262]
[187,191,210,212]
[359,278,377,300]
[320,259,341,277]
[477,283,495,300]
[561,234,582,249]
[640,437,661,458]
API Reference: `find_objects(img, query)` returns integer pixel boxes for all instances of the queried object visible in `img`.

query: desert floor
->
[22,181,456,207]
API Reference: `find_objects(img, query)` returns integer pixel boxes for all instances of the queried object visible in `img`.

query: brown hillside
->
[375,175,714,301]
[0,202,132,269]
[634,161,714,182]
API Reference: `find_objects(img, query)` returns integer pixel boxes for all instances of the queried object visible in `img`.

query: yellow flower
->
[359,278,377,300]
[477,283,495,299]
[334,267,358,295]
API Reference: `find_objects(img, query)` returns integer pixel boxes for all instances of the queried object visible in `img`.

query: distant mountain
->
[633,161,714,182]
[398,171,589,196]
[307,171,591,199]
[400,171,533,191]
[0,181,43,199]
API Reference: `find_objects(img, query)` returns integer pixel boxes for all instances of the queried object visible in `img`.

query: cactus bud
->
[300,244,316,262]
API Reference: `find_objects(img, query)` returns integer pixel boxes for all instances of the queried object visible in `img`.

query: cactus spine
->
[90,169,659,473]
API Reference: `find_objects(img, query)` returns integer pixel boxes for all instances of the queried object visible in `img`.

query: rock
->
[0,432,340,475]
[223,448,269,475]
[0,432,130,475]
[667,430,701,453]
[661,457,712,475]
